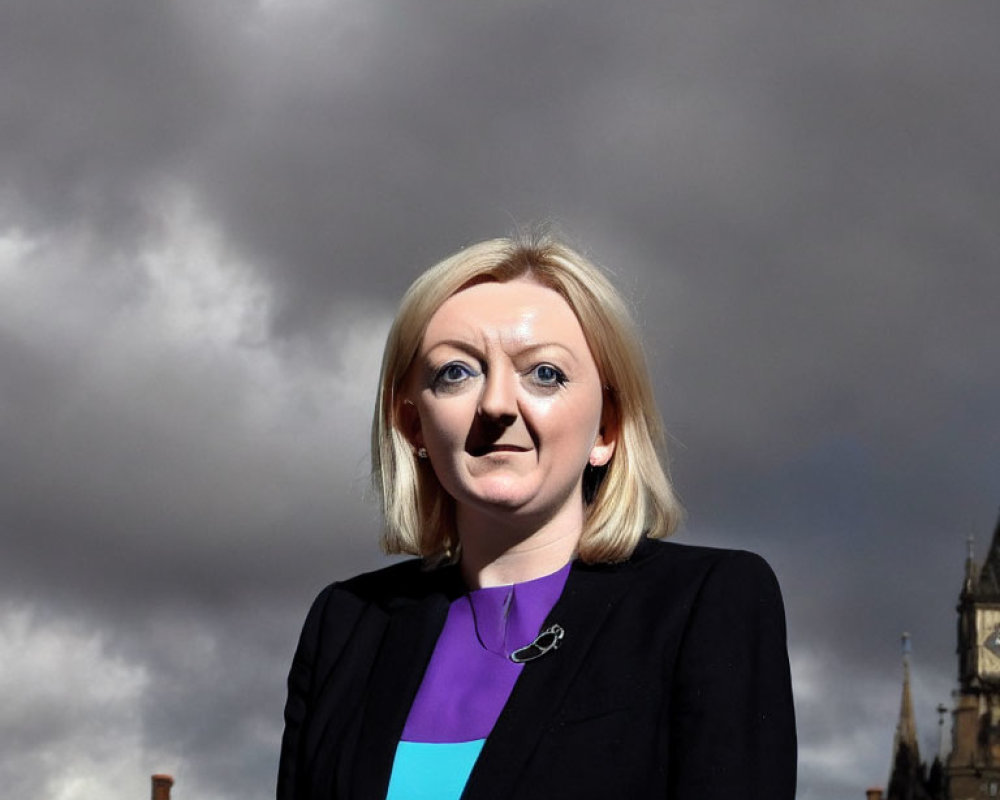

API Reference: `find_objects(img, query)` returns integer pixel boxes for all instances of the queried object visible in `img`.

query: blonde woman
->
[278,235,796,800]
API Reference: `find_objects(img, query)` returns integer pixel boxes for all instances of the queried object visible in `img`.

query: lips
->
[469,444,530,457]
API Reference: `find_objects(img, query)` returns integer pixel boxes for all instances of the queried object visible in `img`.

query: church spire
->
[964,536,979,596]
[974,509,1000,599]
[887,633,930,800]
[893,632,921,764]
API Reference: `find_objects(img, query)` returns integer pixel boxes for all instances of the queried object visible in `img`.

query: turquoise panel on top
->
[385,739,486,800]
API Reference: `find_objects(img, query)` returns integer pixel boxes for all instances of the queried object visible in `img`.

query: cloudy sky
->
[2,1,998,798]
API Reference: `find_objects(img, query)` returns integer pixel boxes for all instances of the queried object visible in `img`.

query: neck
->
[457,499,584,589]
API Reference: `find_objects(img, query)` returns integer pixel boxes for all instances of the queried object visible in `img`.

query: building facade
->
[948,512,1000,800]
[875,511,1000,800]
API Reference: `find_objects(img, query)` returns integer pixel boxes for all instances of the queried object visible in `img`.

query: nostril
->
[476,408,517,428]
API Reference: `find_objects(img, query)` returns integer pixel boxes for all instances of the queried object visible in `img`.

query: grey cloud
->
[2,1,999,799]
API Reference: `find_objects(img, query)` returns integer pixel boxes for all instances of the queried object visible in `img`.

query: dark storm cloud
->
[2,1,999,798]
[0,0,227,241]
[0,227,388,796]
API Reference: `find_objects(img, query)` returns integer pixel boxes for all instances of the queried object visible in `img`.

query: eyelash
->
[430,362,567,390]
[433,362,479,387]
[529,364,567,387]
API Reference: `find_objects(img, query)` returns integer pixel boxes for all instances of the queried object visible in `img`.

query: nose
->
[478,368,518,426]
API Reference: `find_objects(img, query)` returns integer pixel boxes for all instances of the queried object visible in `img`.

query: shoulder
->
[291,557,456,663]
[306,556,459,618]
[565,538,786,636]
[337,557,438,600]
[616,537,781,592]
[630,540,789,647]
[606,539,788,629]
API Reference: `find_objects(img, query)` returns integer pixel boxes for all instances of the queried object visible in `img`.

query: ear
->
[588,395,619,467]
[396,397,424,451]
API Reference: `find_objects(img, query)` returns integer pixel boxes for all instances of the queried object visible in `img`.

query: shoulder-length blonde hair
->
[371,233,682,564]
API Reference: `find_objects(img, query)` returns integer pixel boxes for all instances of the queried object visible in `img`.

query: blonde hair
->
[371,233,682,564]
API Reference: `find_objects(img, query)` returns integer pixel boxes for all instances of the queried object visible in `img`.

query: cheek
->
[418,397,472,447]
[532,395,602,448]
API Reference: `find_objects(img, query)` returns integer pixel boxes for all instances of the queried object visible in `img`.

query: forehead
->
[422,278,587,349]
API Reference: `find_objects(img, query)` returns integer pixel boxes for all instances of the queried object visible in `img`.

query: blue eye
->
[434,362,477,386]
[531,364,566,386]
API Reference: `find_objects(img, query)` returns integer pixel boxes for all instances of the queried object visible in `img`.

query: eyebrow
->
[423,339,580,364]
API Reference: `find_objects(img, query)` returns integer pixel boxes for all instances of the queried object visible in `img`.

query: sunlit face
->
[402,277,615,528]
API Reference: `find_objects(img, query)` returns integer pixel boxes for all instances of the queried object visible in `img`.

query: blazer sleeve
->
[277,583,336,800]
[668,551,797,800]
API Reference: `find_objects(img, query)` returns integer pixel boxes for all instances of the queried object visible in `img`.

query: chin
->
[469,487,533,511]
[458,477,538,512]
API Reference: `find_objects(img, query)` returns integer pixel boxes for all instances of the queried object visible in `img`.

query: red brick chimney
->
[866,788,884,800]
[151,774,173,800]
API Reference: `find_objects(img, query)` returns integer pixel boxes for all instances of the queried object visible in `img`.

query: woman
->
[278,235,796,800]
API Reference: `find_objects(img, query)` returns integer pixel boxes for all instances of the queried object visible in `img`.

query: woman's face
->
[403,277,615,527]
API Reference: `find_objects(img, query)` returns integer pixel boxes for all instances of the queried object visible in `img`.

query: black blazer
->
[278,539,796,800]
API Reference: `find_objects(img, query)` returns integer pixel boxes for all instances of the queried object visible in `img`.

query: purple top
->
[400,562,572,743]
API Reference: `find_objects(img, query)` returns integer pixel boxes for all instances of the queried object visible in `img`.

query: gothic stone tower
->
[949,511,1000,800]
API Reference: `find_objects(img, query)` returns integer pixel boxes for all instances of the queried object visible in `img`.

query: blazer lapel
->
[349,586,452,799]
[463,563,635,799]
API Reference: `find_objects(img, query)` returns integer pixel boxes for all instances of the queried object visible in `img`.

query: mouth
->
[469,444,531,457]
